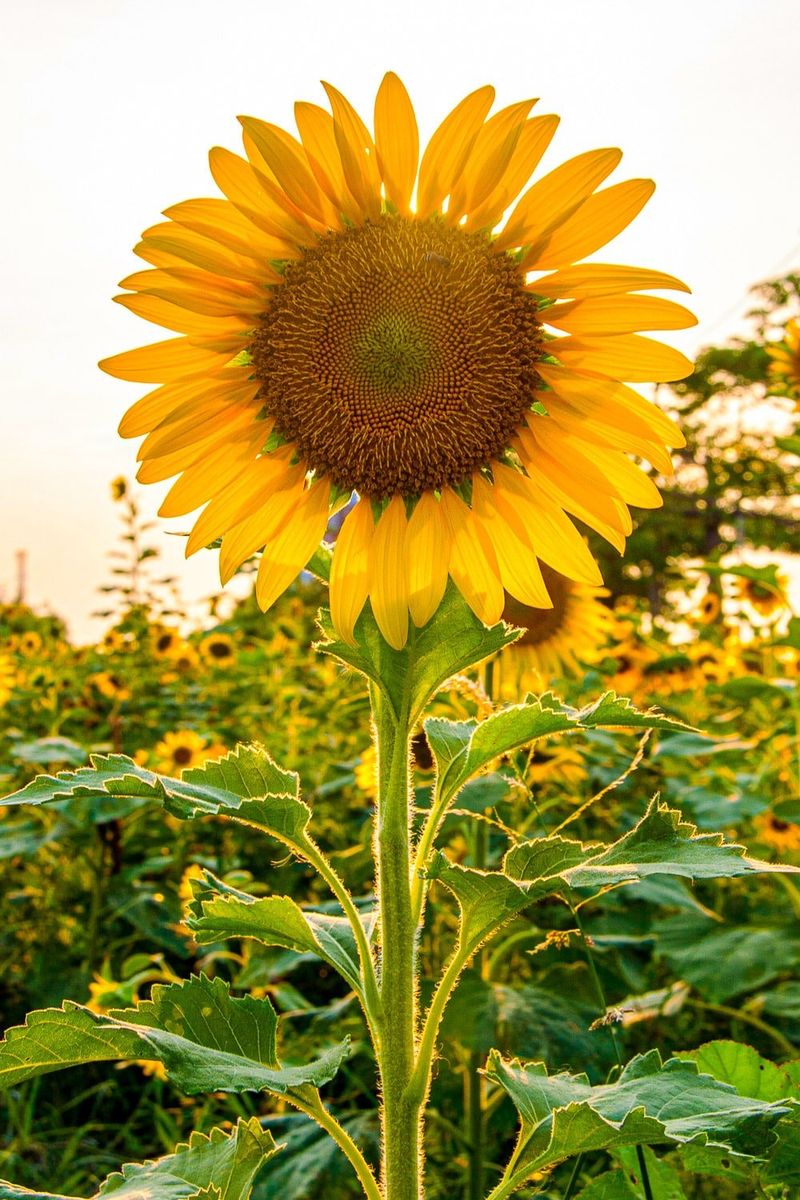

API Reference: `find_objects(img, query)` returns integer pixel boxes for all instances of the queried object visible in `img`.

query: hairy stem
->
[292,1091,382,1200]
[373,663,422,1200]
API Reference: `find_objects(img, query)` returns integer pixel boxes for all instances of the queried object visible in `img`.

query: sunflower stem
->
[372,654,422,1200]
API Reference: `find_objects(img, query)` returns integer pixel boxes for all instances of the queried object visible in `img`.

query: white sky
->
[2,0,799,642]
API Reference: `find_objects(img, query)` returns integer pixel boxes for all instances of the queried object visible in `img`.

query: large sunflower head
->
[496,564,612,693]
[101,74,694,650]
[767,318,800,404]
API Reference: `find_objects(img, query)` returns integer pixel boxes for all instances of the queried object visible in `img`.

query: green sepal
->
[316,581,520,723]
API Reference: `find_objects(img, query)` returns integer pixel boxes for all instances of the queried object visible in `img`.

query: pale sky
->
[2,0,799,642]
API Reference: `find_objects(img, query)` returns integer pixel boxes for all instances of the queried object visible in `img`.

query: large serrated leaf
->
[424,853,538,954]
[425,692,693,811]
[1,745,314,857]
[0,974,347,1098]
[316,582,519,722]
[188,887,365,999]
[676,1040,800,1102]
[486,1048,793,1185]
[506,799,800,891]
[0,1117,276,1200]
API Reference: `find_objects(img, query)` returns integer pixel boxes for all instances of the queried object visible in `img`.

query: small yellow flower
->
[153,729,222,774]
[89,671,131,702]
[199,632,236,668]
[19,630,43,657]
[610,642,655,695]
[110,475,128,501]
[736,572,788,618]
[0,654,16,706]
[355,745,378,801]
[754,812,800,854]
[694,591,721,625]
[99,626,130,654]
[151,626,185,659]
[767,318,800,404]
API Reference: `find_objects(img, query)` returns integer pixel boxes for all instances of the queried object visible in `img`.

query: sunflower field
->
[2,68,800,1200]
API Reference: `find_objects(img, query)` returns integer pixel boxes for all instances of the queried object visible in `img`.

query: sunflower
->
[609,641,654,695]
[736,572,788,618]
[101,74,693,650]
[151,626,184,659]
[89,671,131,702]
[154,729,218,773]
[99,626,130,654]
[110,475,128,501]
[0,654,15,706]
[767,318,800,403]
[19,630,43,657]
[496,565,611,692]
[694,591,721,626]
[754,811,800,854]
[527,740,587,786]
[199,631,236,667]
[355,744,378,801]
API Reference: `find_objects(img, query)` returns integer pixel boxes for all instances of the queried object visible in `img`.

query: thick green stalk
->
[373,675,422,1200]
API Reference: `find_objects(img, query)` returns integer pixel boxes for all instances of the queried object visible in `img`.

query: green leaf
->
[576,1146,688,1199]
[486,1048,793,1184]
[188,885,366,999]
[505,799,800,893]
[655,916,800,1003]
[676,1041,800,1102]
[257,1112,379,1200]
[1,745,317,859]
[426,692,693,812]
[0,1118,276,1200]
[0,974,347,1098]
[424,853,537,955]
[13,737,87,767]
[316,581,519,723]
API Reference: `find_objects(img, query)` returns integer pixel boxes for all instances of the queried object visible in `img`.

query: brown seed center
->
[251,217,542,499]
[502,565,573,646]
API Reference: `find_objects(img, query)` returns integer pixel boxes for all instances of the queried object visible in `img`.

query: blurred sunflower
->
[199,631,236,667]
[151,626,184,658]
[767,318,800,403]
[89,671,130,702]
[736,572,788,618]
[527,741,587,786]
[99,626,130,654]
[101,74,693,649]
[19,631,43,657]
[497,566,611,693]
[690,642,734,685]
[110,475,128,501]
[154,730,224,773]
[694,591,721,626]
[754,811,800,854]
[354,744,378,801]
[610,642,654,694]
[0,654,15,706]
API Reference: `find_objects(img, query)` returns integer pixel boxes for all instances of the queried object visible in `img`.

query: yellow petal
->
[416,85,495,219]
[465,113,560,232]
[450,98,536,221]
[472,475,551,607]
[523,179,655,270]
[136,224,270,283]
[537,363,685,447]
[374,72,419,217]
[219,469,306,583]
[183,451,291,546]
[239,116,327,223]
[322,82,382,221]
[164,198,293,260]
[543,397,675,476]
[118,370,234,438]
[439,488,503,625]
[493,464,602,585]
[533,263,691,300]
[139,403,257,461]
[158,430,267,520]
[368,495,409,650]
[255,481,331,611]
[545,294,697,335]
[99,338,230,383]
[208,147,313,245]
[294,101,353,217]
[498,148,622,250]
[330,496,374,645]
[554,333,694,383]
[114,293,254,338]
[406,491,450,627]
[137,427,239,484]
